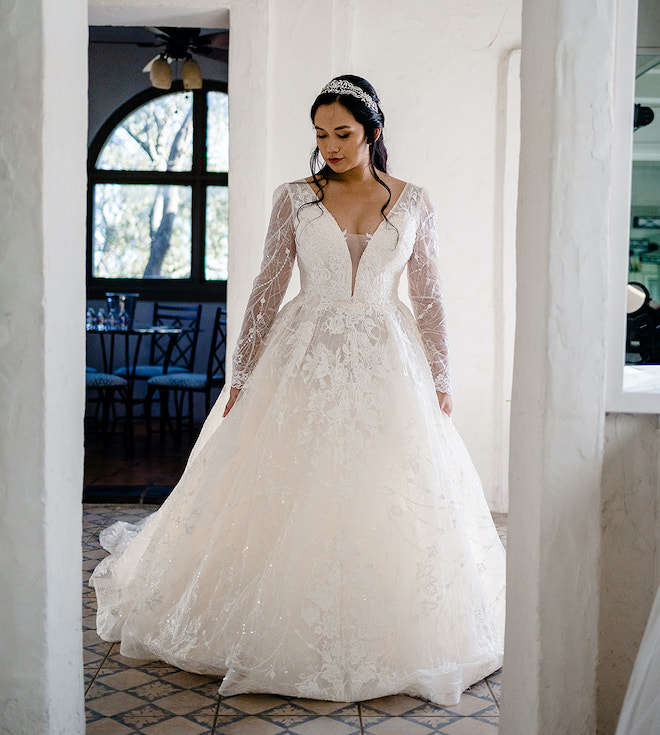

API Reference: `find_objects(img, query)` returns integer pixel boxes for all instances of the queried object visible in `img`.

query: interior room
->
[2,0,660,733]
[84,25,230,499]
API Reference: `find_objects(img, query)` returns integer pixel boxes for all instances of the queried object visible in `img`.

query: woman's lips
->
[328,158,343,164]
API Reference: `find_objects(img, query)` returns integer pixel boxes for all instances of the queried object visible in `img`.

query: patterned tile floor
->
[83,504,506,734]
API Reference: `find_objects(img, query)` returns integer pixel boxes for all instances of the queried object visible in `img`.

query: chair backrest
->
[150,303,203,371]
[206,306,228,385]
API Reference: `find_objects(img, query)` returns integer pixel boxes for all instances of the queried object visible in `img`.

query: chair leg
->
[188,390,194,436]
[123,388,135,457]
[159,388,169,444]
[145,385,155,451]
[173,390,184,444]
[100,388,112,445]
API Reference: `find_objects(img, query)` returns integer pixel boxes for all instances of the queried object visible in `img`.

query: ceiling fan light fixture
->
[182,58,203,90]
[150,56,172,89]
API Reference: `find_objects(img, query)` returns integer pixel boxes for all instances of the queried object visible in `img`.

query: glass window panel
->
[629,162,660,304]
[97,92,193,172]
[205,186,228,280]
[207,91,229,172]
[93,184,192,279]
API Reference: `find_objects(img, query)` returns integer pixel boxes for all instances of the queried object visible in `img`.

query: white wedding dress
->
[90,180,505,706]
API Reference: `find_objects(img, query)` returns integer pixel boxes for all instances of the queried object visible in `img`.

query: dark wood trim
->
[89,171,228,186]
[86,278,227,303]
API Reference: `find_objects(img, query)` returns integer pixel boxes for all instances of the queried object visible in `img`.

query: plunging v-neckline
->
[303,180,410,297]
[344,232,370,297]
[304,180,410,239]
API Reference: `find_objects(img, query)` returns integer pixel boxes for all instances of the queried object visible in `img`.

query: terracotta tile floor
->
[83,423,507,734]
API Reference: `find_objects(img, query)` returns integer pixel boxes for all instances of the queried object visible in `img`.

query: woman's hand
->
[223,386,241,417]
[437,391,453,416]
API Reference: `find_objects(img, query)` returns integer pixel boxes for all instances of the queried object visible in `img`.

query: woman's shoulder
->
[376,174,430,203]
[272,179,316,195]
[270,179,311,201]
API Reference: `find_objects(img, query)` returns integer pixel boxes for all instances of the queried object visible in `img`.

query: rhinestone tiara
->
[319,79,379,114]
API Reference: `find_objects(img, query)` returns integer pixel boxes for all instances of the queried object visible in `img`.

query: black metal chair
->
[145,306,227,445]
[85,371,128,443]
[114,303,203,380]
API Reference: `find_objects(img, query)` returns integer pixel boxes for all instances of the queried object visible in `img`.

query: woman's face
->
[314,102,375,175]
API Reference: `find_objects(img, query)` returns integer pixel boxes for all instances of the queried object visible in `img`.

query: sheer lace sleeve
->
[407,187,451,394]
[231,184,296,389]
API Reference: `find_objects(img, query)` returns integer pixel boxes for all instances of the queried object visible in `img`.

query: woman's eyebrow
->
[314,124,352,131]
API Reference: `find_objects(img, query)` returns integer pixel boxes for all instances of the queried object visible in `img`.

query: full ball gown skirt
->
[90,180,505,706]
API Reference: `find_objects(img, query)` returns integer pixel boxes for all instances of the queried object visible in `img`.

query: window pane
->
[206,186,228,280]
[97,92,193,172]
[207,91,229,172]
[93,184,192,279]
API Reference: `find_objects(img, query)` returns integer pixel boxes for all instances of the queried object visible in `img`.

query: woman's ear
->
[372,128,382,143]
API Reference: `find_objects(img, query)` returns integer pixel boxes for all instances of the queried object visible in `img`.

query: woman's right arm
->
[224,184,296,415]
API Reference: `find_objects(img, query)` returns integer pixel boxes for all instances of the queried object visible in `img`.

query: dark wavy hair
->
[308,74,392,220]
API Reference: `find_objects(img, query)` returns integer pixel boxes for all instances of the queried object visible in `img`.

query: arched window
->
[87,81,228,301]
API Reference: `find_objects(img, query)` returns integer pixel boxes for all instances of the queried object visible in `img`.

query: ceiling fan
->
[140,27,229,90]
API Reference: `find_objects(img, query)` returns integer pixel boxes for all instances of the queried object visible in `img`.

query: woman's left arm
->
[407,187,452,415]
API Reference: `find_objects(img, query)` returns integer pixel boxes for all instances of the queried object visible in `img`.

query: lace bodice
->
[231,180,451,393]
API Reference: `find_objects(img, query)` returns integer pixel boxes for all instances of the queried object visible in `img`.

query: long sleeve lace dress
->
[90,180,505,706]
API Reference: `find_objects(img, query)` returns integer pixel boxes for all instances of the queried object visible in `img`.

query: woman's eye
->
[338,134,349,139]
[316,134,327,139]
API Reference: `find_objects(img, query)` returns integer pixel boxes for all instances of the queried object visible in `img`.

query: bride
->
[90,74,505,706]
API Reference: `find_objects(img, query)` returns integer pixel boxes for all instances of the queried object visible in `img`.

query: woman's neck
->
[327,160,375,185]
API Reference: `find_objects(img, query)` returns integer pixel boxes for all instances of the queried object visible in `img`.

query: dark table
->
[86,325,184,452]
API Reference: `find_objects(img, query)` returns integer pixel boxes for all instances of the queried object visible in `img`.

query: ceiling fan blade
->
[195,30,229,49]
[191,31,229,64]
[142,54,162,72]
[144,26,172,42]
[192,46,229,65]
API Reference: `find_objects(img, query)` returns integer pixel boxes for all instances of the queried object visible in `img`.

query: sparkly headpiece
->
[319,79,379,114]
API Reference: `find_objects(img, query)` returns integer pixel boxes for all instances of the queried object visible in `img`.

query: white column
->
[0,0,87,732]
[226,0,271,367]
[501,0,617,731]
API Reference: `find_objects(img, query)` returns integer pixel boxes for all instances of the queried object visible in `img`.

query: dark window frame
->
[87,80,228,302]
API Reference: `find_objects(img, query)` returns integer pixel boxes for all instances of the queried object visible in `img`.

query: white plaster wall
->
[0,0,87,732]
[233,0,522,511]
[88,2,229,29]
[501,0,616,731]
[348,0,521,513]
